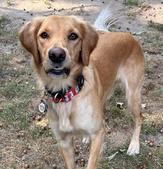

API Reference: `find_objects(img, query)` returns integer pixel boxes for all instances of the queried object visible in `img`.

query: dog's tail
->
[94,5,118,31]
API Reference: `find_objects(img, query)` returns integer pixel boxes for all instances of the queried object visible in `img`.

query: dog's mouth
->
[46,68,70,76]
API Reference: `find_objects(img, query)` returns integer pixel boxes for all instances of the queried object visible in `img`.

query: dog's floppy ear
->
[19,18,45,64]
[80,23,98,66]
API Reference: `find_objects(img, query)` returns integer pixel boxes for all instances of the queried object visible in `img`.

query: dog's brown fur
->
[19,15,144,169]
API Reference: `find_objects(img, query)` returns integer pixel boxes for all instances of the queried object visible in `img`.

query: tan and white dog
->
[19,7,144,169]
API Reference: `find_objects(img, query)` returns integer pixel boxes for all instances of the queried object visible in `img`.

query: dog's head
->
[19,16,98,88]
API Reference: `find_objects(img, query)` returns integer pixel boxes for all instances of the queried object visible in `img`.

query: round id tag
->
[38,100,48,113]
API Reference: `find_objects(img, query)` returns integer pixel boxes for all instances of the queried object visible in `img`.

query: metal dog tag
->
[38,100,48,113]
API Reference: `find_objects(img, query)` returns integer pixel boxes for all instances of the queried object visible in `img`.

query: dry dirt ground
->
[0,0,163,169]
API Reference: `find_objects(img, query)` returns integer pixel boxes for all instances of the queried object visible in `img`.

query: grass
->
[123,0,140,6]
[0,73,36,129]
[142,121,157,135]
[0,50,52,142]
[0,100,29,129]
[101,133,163,169]
[107,85,125,109]
[142,31,163,52]
[30,125,53,140]
[148,21,163,32]
[2,81,29,98]
[101,143,163,169]
[0,15,18,39]
[106,85,134,129]
[0,15,8,35]
[0,52,37,130]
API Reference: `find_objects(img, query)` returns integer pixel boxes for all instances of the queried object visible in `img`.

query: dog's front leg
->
[87,128,104,169]
[59,137,75,169]
[48,112,75,169]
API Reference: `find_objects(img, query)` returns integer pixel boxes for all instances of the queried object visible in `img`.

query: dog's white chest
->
[49,91,102,135]
[72,94,99,134]
[51,102,73,132]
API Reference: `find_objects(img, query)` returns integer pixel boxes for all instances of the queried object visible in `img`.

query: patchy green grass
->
[143,31,163,49]
[107,85,125,110]
[0,15,9,35]
[0,52,37,130]
[101,142,163,169]
[2,81,30,99]
[142,121,157,135]
[0,100,30,129]
[101,135,163,169]
[30,125,53,140]
[0,15,17,39]
[106,85,134,130]
[148,21,163,32]
[123,0,140,6]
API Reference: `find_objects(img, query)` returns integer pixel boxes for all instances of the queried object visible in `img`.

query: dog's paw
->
[127,140,140,156]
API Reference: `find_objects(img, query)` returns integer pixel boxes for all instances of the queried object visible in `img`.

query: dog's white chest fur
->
[50,92,100,135]
[72,95,96,133]
[51,101,73,132]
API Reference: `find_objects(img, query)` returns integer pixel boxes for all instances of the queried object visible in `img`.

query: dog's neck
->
[45,73,84,103]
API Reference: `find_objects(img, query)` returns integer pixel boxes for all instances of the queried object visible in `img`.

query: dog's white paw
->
[127,140,140,156]
[82,137,90,145]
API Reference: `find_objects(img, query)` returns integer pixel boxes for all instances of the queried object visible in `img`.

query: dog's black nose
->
[49,48,66,63]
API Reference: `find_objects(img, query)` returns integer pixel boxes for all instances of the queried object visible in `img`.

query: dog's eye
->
[68,33,78,40]
[40,32,49,39]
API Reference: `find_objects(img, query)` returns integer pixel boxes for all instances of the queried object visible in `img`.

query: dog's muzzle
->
[46,47,70,76]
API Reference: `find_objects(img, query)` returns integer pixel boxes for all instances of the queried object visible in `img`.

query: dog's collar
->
[45,74,84,103]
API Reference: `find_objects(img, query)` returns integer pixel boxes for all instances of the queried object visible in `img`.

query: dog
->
[19,8,144,169]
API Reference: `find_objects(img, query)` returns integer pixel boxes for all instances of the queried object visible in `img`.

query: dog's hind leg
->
[119,52,144,155]
[126,81,144,155]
